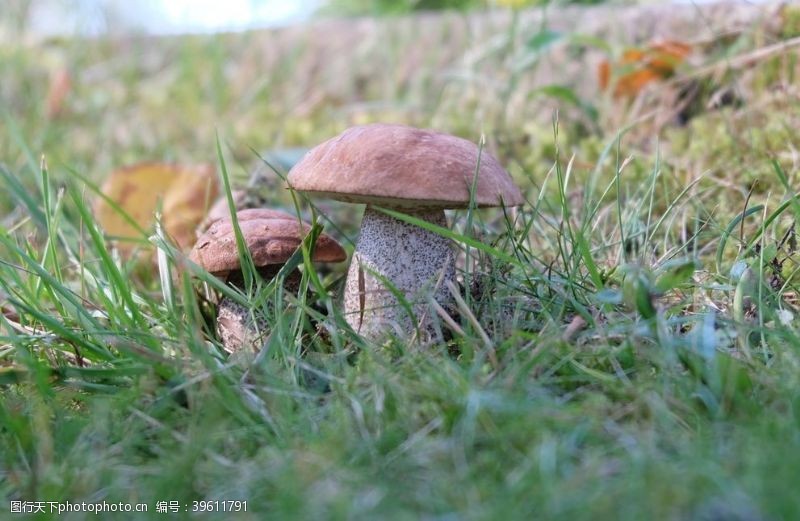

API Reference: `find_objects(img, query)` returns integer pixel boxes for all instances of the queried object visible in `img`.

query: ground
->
[2,2,800,520]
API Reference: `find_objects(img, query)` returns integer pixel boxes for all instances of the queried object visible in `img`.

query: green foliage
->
[320,0,485,16]
[320,0,608,16]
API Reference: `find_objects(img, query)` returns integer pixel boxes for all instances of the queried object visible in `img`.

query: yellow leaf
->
[94,162,218,255]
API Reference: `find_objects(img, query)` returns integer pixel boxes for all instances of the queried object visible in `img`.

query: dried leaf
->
[598,60,611,91]
[94,162,218,255]
[46,68,71,119]
[599,40,692,98]
[613,69,662,98]
[647,41,692,73]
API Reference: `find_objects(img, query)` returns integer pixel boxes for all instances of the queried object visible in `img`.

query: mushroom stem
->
[344,205,455,341]
[217,266,302,353]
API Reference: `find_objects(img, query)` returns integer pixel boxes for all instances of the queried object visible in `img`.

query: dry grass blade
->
[446,280,497,369]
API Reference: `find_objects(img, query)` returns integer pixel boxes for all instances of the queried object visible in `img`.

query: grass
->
[3,2,800,520]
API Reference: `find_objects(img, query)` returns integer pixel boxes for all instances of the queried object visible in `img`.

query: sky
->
[157,0,319,33]
[27,0,321,36]
[24,0,768,37]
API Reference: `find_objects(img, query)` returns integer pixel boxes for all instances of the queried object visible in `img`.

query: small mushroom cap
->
[233,208,298,222]
[287,123,524,209]
[190,217,346,276]
[201,195,296,229]
[202,190,249,225]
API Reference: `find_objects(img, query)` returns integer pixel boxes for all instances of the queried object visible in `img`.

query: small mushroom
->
[190,213,346,353]
[288,123,523,341]
[197,192,296,237]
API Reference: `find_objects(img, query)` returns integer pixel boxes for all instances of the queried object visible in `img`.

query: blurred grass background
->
[3,1,800,519]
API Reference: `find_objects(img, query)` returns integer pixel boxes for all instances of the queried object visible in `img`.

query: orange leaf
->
[598,61,611,91]
[94,162,218,255]
[648,40,692,74]
[599,39,692,98]
[614,69,662,98]
[621,48,646,64]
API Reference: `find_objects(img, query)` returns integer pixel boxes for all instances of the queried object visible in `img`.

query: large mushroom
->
[190,211,346,352]
[287,123,523,341]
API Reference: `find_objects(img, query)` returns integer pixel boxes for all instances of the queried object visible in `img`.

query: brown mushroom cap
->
[287,123,524,210]
[190,217,346,276]
[233,208,298,222]
[202,190,249,225]
[202,196,296,228]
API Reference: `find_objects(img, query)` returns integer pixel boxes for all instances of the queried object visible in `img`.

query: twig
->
[446,281,497,369]
[562,315,587,343]
[668,36,800,86]
[431,299,465,336]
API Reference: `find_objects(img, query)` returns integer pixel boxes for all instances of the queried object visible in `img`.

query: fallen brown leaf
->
[599,40,692,98]
[45,68,71,119]
[94,162,218,255]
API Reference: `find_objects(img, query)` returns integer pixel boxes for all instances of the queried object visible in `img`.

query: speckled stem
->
[217,266,301,353]
[343,206,455,342]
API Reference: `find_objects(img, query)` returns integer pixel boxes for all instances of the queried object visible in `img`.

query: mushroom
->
[287,123,523,341]
[190,212,346,353]
[197,193,296,236]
